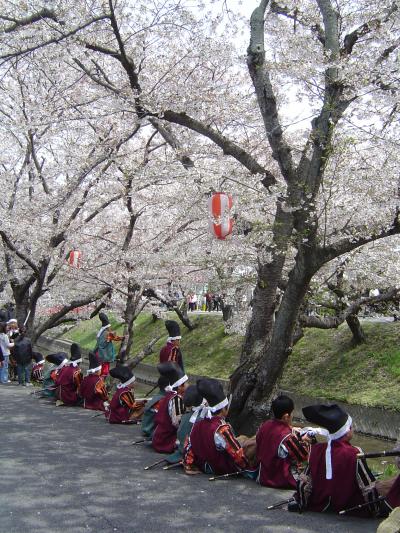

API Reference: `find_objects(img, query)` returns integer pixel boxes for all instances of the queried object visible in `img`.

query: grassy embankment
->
[61,313,400,411]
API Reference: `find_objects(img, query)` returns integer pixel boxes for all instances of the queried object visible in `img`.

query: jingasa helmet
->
[87,351,102,374]
[165,320,181,340]
[99,312,110,327]
[110,365,135,388]
[157,361,188,390]
[69,343,82,367]
[32,352,45,365]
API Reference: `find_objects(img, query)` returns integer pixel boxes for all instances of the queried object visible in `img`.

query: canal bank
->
[36,336,399,442]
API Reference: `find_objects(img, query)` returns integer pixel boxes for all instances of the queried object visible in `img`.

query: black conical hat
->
[165,320,181,338]
[70,343,81,361]
[183,385,203,408]
[197,378,225,408]
[302,404,349,434]
[99,312,110,327]
[157,361,184,385]
[88,351,101,370]
[110,365,133,383]
[46,352,68,366]
[32,351,45,364]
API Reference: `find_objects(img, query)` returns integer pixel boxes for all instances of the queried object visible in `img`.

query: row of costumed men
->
[34,331,400,526]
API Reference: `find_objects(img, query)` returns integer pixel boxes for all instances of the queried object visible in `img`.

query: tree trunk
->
[229,251,315,433]
[346,314,366,344]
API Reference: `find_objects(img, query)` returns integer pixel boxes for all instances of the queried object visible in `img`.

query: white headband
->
[165,374,188,392]
[117,375,136,389]
[319,415,353,479]
[35,359,45,365]
[69,358,82,367]
[87,365,102,375]
[202,397,229,419]
[167,336,181,342]
[56,358,69,371]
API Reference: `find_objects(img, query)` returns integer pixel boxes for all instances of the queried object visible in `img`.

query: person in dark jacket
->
[13,326,33,386]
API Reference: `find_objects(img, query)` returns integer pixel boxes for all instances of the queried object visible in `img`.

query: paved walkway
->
[0,385,381,533]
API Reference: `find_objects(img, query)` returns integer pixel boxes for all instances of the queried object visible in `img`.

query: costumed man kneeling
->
[79,351,109,411]
[164,384,205,466]
[55,343,83,406]
[296,404,389,517]
[256,395,315,489]
[183,378,256,477]
[42,353,69,398]
[106,366,145,424]
[152,362,189,453]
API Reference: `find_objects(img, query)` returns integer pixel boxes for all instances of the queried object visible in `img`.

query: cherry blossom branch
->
[0,230,39,275]
[0,16,111,61]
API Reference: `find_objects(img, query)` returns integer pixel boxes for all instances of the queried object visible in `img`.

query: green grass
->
[61,313,242,379]
[60,314,400,410]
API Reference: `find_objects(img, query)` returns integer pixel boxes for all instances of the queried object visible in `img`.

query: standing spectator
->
[0,322,14,384]
[13,326,33,386]
[7,318,19,381]
[188,292,195,312]
[205,291,213,312]
[192,292,198,311]
[213,293,222,311]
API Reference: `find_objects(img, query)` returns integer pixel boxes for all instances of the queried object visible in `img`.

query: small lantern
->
[208,192,234,240]
[68,250,82,268]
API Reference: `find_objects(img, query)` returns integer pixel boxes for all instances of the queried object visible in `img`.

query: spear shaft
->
[357,451,400,459]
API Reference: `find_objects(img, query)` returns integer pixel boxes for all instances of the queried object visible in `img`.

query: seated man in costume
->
[106,366,145,424]
[159,320,184,371]
[165,384,205,465]
[31,352,45,383]
[55,343,83,406]
[152,362,189,453]
[79,351,109,411]
[42,353,69,398]
[297,403,387,517]
[95,312,124,377]
[183,378,256,477]
[141,376,170,440]
[256,394,315,489]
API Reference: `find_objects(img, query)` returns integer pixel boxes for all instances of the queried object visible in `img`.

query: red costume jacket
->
[152,391,184,453]
[159,342,184,371]
[55,365,82,405]
[306,440,374,516]
[186,416,248,475]
[106,386,144,424]
[256,419,310,489]
[79,374,108,411]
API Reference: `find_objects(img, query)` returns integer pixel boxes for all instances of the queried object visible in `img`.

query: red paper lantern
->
[208,192,234,240]
[68,250,82,268]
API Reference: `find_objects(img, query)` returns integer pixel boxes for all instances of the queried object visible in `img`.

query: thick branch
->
[0,230,39,274]
[33,286,111,341]
[2,9,58,33]
[299,288,400,329]
[124,335,164,370]
[162,110,275,184]
[247,0,296,184]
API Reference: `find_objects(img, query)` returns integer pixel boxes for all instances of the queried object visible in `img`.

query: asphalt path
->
[0,385,381,533]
